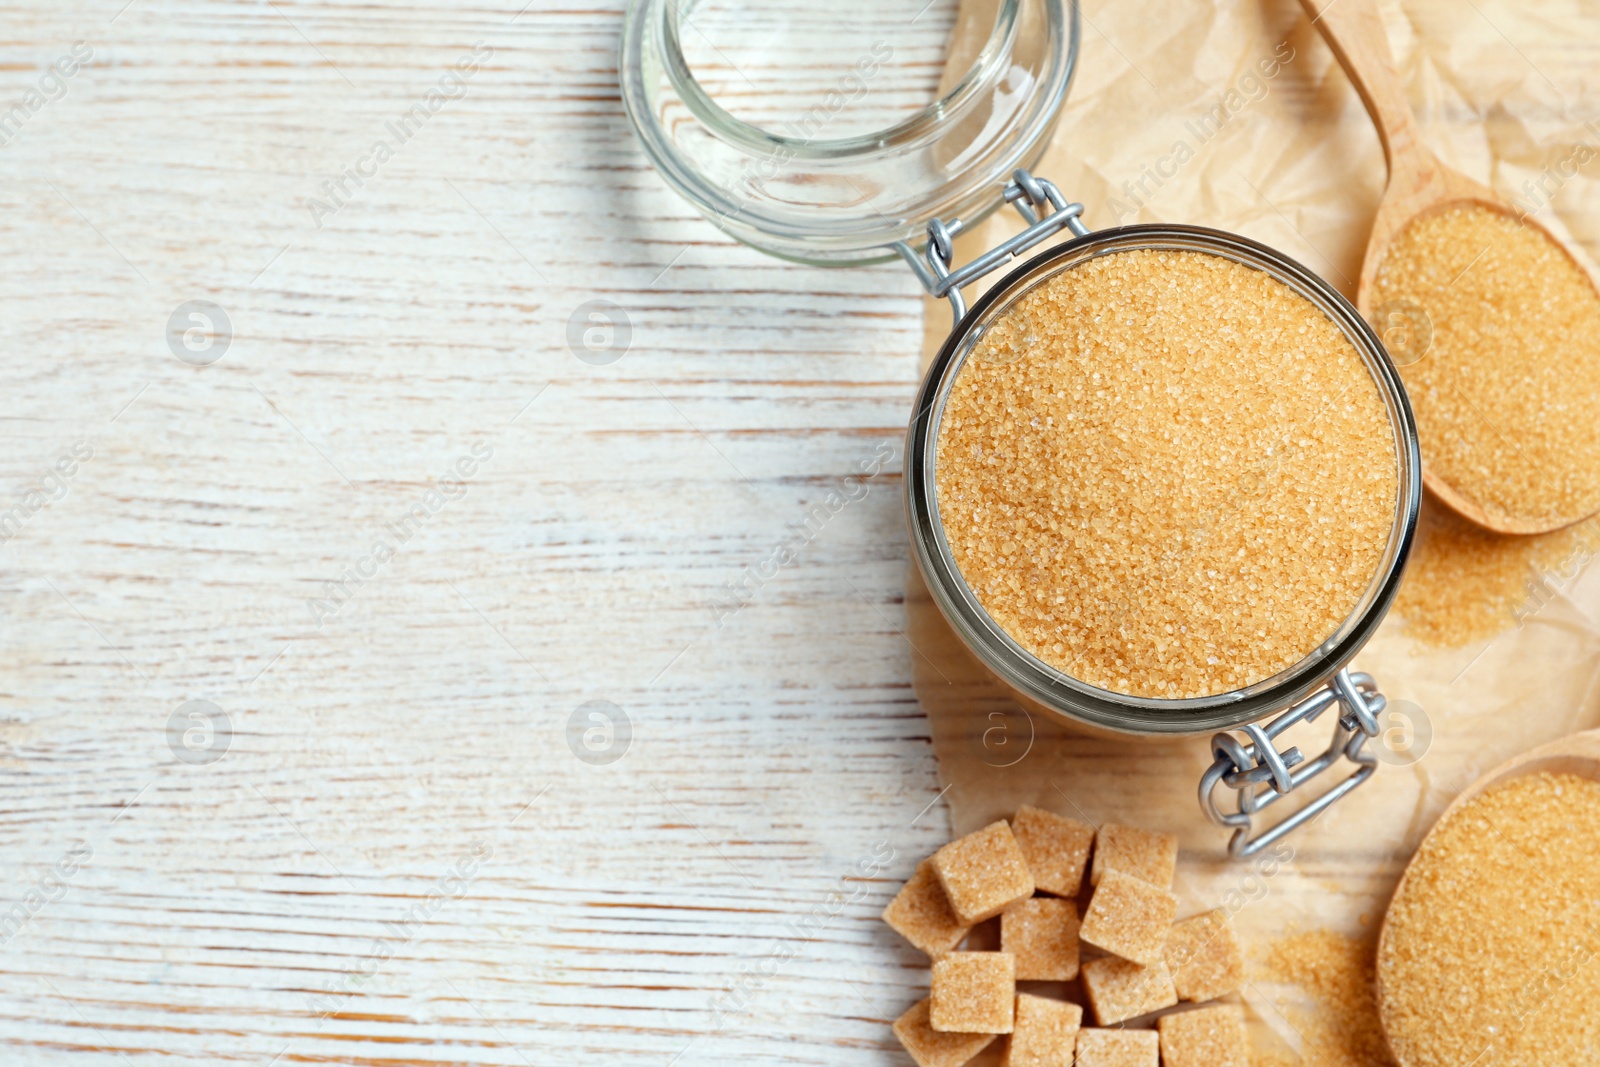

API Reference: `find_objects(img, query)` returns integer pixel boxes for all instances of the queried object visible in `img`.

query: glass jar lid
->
[620,0,1080,265]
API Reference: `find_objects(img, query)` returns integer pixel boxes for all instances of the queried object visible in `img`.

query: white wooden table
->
[0,2,947,1063]
[10,1,1600,1064]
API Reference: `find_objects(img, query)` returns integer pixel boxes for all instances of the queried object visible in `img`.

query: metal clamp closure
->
[895,169,1090,323]
[1200,669,1384,858]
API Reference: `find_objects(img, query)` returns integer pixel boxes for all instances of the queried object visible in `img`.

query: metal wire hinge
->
[1200,669,1384,859]
[894,170,1090,323]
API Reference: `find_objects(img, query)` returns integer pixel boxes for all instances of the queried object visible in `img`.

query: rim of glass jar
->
[619,0,1079,265]
[906,225,1423,737]
[659,0,1023,156]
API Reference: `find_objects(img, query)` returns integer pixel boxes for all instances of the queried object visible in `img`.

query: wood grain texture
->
[0,2,956,1063]
[9,0,1600,1063]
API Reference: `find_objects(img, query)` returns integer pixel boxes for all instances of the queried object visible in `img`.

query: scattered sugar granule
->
[1010,804,1094,897]
[1392,500,1597,647]
[1378,771,1600,1067]
[883,858,972,958]
[935,248,1398,698]
[931,820,1035,924]
[1374,204,1600,530]
[1265,930,1392,1067]
[893,997,997,1067]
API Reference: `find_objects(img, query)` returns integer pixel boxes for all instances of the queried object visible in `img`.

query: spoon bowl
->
[1303,0,1600,534]
[1375,728,1600,1064]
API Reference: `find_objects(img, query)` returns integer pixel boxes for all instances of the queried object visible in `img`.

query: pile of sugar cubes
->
[882,807,1248,1067]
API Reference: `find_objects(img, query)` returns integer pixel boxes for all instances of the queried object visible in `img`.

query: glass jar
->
[908,220,1422,854]
[621,0,1423,856]
[909,227,1419,737]
[621,0,1079,264]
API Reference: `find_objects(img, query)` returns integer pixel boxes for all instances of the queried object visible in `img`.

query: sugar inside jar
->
[934,249,1400,699]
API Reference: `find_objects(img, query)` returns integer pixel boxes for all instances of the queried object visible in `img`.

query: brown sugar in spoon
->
[1302,0,1600,535]
[1376,729,1600,1064]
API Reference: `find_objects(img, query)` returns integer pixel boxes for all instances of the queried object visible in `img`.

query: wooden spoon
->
[1376,729,1600,1063]
[1302,0,1600,534]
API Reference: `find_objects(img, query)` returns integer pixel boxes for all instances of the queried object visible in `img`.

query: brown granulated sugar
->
[1264,930,1394,1067]
[1378,772,1600,1067]
[935,249,1398,698]
[1393,499,1597,648]
[1373,204,1600,530]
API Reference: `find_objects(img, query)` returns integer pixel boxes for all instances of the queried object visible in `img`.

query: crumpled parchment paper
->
[915,0,1600,1056]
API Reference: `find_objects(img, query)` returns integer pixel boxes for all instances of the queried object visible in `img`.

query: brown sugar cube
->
[893,997,997,1067]
[930,952,1016,1034]
[1000,897,1080,980]
[1090,822,1178,888]
[1010,805,1094,897]
[1164,909,1244,1002]
[883,859,972,958]
[1158,1004,1250,1067]
[1001,994,1082,1067]
[931,820,1035,924]
[1079,869,1179,965]
[1074,1027,1159,1067]
[1080,956,1178,1026]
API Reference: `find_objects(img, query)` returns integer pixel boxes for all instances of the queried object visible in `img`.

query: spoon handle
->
[1300,0,1429,183]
